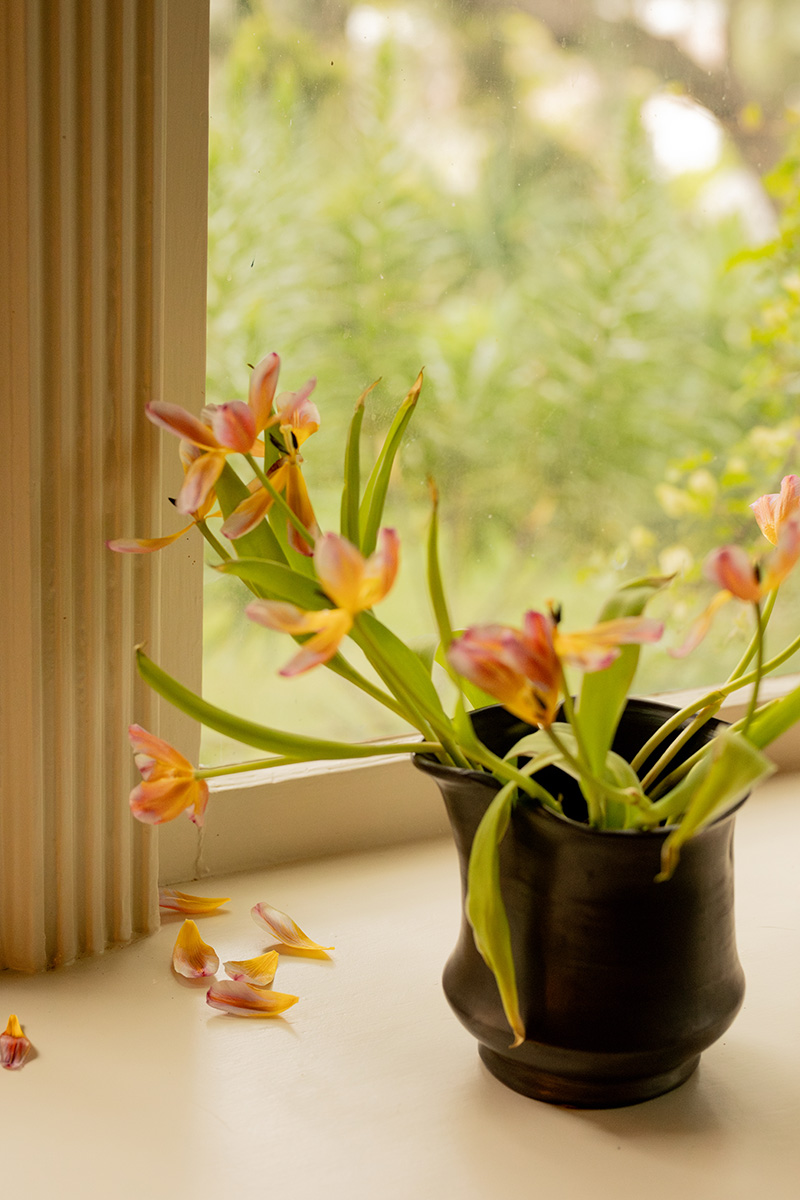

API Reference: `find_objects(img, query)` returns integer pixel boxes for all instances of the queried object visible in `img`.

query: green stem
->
[245,453,316,552]
[196,519,234,564]
[545,725,656,817]
[639,702,722,793]
[728,588,776,682]
[465,742,562,812]
[194,740,445,781]
[741,601,764,739]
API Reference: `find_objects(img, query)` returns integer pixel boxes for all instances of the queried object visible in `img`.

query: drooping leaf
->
[216,558,327,609]
[353,610,447,720]
[656,731,774,880]
[359,370,422,557]
[577,575,673,775]
[136,649,428,761]
[465,780,525,1048]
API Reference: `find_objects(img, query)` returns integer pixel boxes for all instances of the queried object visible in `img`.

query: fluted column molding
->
[0,0,207,971]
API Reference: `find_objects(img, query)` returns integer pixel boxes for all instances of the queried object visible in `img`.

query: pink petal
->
[106,527,193,554]
[704,546,760,602]
[174,450,227,515]
[669,590,732,658]
[251,902,334,954]
[172,920,219,978]
[1,1015,32,1071]
[278,611,352,676]
[314,533,368,611]
[751,474,800,545]
[245,600,329,635]
[206,980,299,1017]
[249,352,281,432]
[762,516,800,592]
[209,400,257,452]
[220,486,273,540]
[358,528,400,609]
[146,402,220,449]
[285,464,319,556]
[128,725,191,773]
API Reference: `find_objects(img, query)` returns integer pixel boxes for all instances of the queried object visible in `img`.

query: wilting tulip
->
[673,518,800,658]
[146,352,281,514]
[221,380,320,553]
[246,529,399,675]
[128,725,209,826]
[751,474,800,545]
[107,444,219,554]
[448,609,663,728]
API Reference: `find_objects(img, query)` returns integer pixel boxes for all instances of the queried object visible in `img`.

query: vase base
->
[478,1045,701,1108]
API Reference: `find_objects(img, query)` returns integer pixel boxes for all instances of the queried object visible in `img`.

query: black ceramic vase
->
[414,700,746,1108]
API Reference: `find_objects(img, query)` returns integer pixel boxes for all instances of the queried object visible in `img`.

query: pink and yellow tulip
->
[128,725,209,826]
[145,352,281,515]
[221,379,321,553]
[750,474,800,546]
[246,528,399,675]
[448,610,663,728]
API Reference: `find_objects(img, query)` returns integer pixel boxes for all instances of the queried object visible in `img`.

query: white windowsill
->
[3,769,799,1199]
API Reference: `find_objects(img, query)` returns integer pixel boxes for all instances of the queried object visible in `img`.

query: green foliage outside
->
[202,1,799,763]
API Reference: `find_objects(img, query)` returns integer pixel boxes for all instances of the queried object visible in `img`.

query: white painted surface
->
[2,772,799,1199]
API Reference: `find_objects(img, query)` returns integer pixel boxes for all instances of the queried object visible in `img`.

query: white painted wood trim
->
[0,0,208,971]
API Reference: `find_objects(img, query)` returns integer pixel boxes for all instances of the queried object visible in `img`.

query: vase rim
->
[413,699,746,839]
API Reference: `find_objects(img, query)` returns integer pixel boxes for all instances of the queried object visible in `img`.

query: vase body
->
[415,701,745,1108]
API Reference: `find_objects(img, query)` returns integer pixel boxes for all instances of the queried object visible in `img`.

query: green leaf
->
[577,574,673,775]
[214,460,286,564]
[340,381,377,546]
[744,681,800,750]
[466,780,525,1048]
[657,731,774,880]
[353,610,447,721]
[216,558,327,609]
[136,649,424,761]
[359,370,422,557]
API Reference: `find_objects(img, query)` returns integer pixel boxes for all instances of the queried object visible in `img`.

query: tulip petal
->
[751,474,800,545]
[206,980,299,1017]
[249,352,281,432]
[314,532,368,610]
[762,517,800,592]
[670,590,732,658]
[1,1015,32,1070]
[107,527,194,554]
[704,545,761,602]
[223,951,279,987]
[158,888,230,914]
[172,919,220,978]
[209,400,257,453]
[285,463,319,556]
[359,527,400,609]
[146,402,220,449]
[221,486,273,540]
[276,378,319,447]
[175,450,227,515]
[129,724,191,774]
[251,902,333,954]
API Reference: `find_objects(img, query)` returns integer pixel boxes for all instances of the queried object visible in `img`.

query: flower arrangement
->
[110,355,800,1046]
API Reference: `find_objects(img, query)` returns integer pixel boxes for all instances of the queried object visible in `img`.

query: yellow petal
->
[158,888,230,915]
[223,951,279,987]
[251,902,333,954]
[206,980,299,1018]
[172,919,220,978]
[1,1014,32,1070]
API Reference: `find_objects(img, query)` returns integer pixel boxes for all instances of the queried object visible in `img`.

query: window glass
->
[204,0,800,765]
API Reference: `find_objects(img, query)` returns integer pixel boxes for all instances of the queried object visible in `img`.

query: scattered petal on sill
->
[172,919,220,978]
[224,951,279,987]
[251,902,334,955]
[159,888,230,915]
[206,980,299,1018]
[1,1014,32,1070]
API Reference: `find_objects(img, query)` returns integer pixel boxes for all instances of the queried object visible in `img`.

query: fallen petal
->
[206,980,299,1017]
[1,1014,32,1070]
[251,902,333,954]
[158,888,230,915]
[172,919,220,978]
[223,951,279,987]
